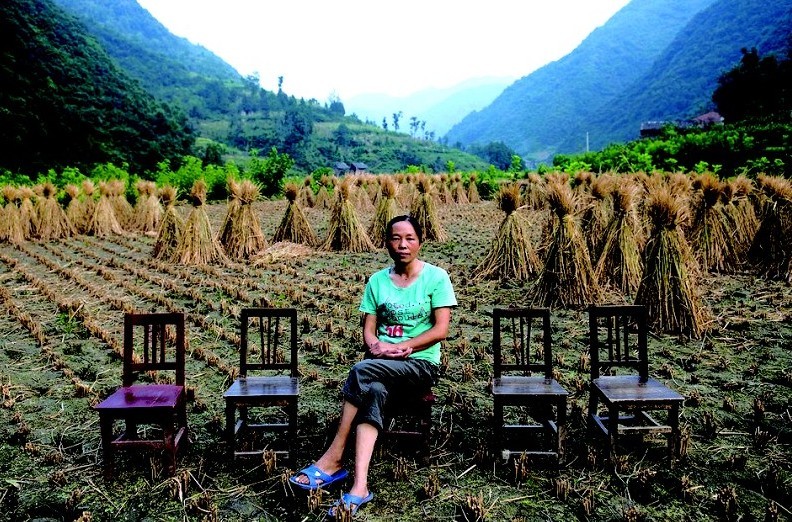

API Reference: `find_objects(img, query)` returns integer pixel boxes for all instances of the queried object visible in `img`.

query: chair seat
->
[95,384,185,412]
[223,376,299,400]
[493,376,569,398]
[592,376,684,405]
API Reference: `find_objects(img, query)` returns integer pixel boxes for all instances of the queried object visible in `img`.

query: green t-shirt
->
[359,262,457,365]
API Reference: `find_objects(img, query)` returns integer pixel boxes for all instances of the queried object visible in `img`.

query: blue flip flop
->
[288,464,348,490]
[328,491,374,518]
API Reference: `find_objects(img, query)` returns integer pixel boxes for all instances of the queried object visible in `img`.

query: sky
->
[136,0,631,103]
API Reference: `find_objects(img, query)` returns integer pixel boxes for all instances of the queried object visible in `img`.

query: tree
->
[246,147,294,198]
[392,111,402,132]
[713,46,792,123]
[382,117,388,131]
[327,91,345,116]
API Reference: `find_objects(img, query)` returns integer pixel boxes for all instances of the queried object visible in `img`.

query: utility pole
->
[586,132,590,153]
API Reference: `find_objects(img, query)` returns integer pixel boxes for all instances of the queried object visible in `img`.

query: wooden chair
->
[587,304,684,462]
[491,307,568,462]
[380,388,436,462]
[223,308,299,463]
[94,312,187,478]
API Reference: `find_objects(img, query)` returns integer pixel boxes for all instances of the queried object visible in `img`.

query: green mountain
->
[47,0,489,174]
[0,0,193,176]
[444,0,719,164]
[560,0,792,153]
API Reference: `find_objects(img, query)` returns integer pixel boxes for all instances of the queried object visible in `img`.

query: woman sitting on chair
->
[290,214,457,518]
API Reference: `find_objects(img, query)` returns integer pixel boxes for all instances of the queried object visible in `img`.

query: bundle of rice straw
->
[452,173,469,204]
[152,185,183,260]
[723,175,759,262]
[36,182,75,241]
[472,183,540,281]
[635,186,707,337]
[217,178,241,247]
[174,180,229,265]
[86,181,126,237]
[688,173,733,272]
[398,176,416,209]
[748,174,792,281]
[2,187,24,244]
[80,180,97,231]
[320,178,374,252]
[367,176,399,247]
[523,173,545,210]
[18,186,38,240]
[110,180,134,228]
[353,176,375,211]
[251,241,313,265]
[273,182,318,246]
[314,175,332,209]
[410,175,447,242]
[298,176,315,208]
[572,171,594,194]
[64,184,84,234]
[467,173,481,204]
[580,174,613,256]
[533,178,598,308]
[132,180,162,234]
[437,174,454,205]
[594,180,645,295]
[221,179,266,260]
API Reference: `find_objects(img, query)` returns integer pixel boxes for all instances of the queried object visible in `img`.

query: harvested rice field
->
[0,190,790,521]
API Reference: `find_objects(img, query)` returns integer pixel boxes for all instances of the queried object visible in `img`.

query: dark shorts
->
[342,358,438,431]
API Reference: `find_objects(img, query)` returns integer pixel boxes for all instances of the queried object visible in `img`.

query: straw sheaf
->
[647,188,687,230]
[159,185,177,206]
[190,180,208,206]
[3,186,19,202]
[381,176,398,199]
[65,184,79,199]
[81,179,95,197]
[697,174,723,208]
[237,180,260,205]
[545,179,576,217]
[497,183,521,215]
[472,210,541,281]
[41,182,57,199]
[757,174,792,203]
[284,182,300,202]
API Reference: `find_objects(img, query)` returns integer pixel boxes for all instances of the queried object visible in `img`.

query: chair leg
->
[493,400,504,456]
[163,424,177,475]
[556,399,567,462]
[99,414,114,479]
[669,403,680,462]
[225,400,236,455]
[288,401,298,465]
[607,403,619,463]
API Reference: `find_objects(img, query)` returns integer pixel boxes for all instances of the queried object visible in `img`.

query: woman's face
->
[386,220,422,265]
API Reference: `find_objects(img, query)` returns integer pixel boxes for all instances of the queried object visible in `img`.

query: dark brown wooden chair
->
[587,304,684,462]
[380,388,436,461]
[223,308,299,463]
[491,307,568,462]
[94,312,187,478]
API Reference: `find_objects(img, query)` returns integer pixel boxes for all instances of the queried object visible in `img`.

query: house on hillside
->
[640,111,723,138]
[350,162,368,174]
[332,162,350,175]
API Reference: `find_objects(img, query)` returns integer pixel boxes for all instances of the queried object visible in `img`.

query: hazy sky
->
[136,0,631,102]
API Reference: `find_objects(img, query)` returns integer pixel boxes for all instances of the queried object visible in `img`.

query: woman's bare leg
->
[294,401,357,485]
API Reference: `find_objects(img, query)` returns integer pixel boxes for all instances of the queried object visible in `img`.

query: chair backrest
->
[588,304,648,381]
[493,307,552,379]
[123,312,186,387]
[239,307,298,378]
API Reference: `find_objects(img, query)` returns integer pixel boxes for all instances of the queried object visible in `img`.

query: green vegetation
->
[0,0,193,177]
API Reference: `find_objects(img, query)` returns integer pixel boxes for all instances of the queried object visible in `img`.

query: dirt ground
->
[0,199,790,521]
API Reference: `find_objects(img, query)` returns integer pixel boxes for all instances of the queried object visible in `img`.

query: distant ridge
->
[444,0,718,164]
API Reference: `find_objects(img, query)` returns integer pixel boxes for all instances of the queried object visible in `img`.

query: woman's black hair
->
[385,215,423,243]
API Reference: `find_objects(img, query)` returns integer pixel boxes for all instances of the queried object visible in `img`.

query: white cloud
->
[136,0,630,102]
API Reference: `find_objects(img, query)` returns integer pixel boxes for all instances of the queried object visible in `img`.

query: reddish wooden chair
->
[587,304,684,462]
[223,308,299,463]
[94,312,187,478]
[491,307,568,462]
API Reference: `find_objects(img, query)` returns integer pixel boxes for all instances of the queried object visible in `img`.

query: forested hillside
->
[444,0,717,164]
[559,0,792,153]
[0,0,193,176]
[45,0,489,175]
